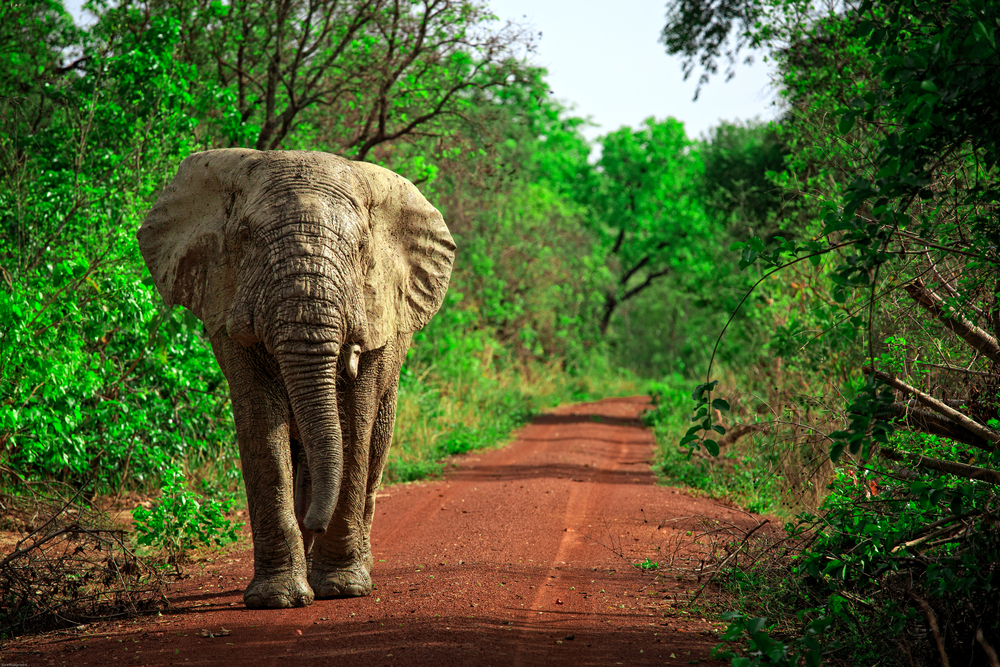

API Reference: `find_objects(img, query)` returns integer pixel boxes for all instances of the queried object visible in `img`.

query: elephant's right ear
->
[137,149,254,337]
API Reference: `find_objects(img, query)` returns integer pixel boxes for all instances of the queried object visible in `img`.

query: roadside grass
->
[644,374,788,517]
[644,371,834,519]
[386,352,641,484]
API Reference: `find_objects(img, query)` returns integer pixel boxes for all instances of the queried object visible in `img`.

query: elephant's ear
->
[352,162,456,351]
[137,149,255,338]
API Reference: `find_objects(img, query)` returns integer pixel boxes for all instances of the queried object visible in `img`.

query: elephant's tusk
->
[347,344,362,379]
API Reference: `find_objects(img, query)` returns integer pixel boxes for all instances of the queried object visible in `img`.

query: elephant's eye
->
[232,220,252,250]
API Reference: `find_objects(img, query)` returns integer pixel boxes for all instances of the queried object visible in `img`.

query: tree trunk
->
[600,292,617,335]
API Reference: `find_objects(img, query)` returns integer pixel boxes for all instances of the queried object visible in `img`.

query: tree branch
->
[903,278,1000,364]
[718,422,769,448]
[619,240,670,288]
[621,267,671,303]
[611,227,627,255]
[879,402,992,451]
[866,367,1000,448]
[879,446,1000,486]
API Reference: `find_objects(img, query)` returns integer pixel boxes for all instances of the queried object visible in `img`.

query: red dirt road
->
[5,397,760,666]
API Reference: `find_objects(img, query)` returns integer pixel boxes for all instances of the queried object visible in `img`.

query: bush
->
[132,467,242,563]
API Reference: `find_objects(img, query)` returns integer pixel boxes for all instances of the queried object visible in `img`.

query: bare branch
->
[718,422,770,448]
[866,367,1000,448]
[879,446,1000,486]
[914,362,995,378]
[903,278,1000,364]
[621,267,672,303]
[879,402,993,452]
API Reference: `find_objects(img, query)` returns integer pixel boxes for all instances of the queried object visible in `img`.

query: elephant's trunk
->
[276,344,342,535]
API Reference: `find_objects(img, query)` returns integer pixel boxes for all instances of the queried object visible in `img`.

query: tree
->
[587,117,710,334]
[660,0,762,96]
[101,0,537,159]
[0,0,82,181]
[700,120,786,238]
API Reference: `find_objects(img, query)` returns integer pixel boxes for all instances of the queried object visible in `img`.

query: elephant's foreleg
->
[361,332,410,573]
[220,336,313,609]
[360,382,400,573]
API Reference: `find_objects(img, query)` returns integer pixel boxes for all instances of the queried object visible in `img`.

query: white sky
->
[487,0,778,141]
[63,0,779,142]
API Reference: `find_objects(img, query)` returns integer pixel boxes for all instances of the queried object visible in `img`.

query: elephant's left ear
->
[137,149,255,339]
[351,162,456,350]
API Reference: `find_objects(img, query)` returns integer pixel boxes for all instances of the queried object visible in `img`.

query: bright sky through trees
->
[487,0,778,140]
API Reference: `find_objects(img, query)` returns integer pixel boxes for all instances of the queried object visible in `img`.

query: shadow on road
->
[447,462,654,484]
[529,413,647,430]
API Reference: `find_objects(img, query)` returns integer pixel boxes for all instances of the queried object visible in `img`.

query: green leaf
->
[703,439,720,457]
[975,21,996,48]
[838,113,856,135]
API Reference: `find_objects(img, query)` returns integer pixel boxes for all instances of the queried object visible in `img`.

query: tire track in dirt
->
[4,396,762,666]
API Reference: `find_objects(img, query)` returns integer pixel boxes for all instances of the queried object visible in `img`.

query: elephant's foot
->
[361,546,374,574]
[244,572,314,609]
[309,562,372,598]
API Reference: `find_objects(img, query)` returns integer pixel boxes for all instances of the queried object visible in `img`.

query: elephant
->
[137,148,455,609]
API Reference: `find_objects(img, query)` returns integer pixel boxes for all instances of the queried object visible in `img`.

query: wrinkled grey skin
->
[137,149,455,609]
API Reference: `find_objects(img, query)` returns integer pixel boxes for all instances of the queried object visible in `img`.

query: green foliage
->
[714,611,835,667]
[711,458,1000,666]
[660,0,762,94]
[664,0,1000,664]
[132,467,242,561]
[701,121,787,241]
[607,121,787,378]
[587,117,713,334]
[825,0,1000,300]
[0,8,238,493]
[826,377,895,464]
[645,375,789,515]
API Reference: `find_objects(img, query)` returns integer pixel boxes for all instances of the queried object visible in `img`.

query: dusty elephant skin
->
[137,149,455,609]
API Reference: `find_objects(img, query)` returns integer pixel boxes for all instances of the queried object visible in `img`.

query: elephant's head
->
[137,149,455,535]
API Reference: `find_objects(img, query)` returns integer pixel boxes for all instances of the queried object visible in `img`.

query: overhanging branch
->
[903,278,1000,364]
[866,367,1000,449]
[879,446,1000,486]
[878,402,993,452]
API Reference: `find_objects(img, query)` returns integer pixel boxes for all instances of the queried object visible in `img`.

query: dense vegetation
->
[653,0,1000,664]
[2,0,998,662]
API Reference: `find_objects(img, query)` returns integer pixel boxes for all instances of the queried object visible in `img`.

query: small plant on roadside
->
[713,611,836,667]
[132,467,242,563]
[634,558,660,571]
